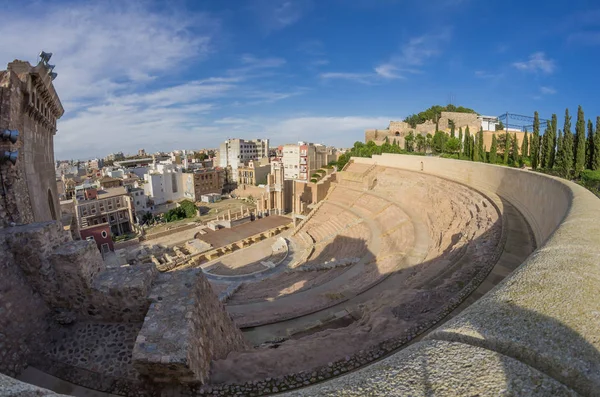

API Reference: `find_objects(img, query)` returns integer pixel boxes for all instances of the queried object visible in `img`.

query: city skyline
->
[1,0,600,158]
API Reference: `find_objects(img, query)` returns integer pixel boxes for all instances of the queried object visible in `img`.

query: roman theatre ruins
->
[2,154,600,397]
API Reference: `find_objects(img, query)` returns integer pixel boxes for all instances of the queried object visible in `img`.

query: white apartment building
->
[128,187,149,215]
[218,138,269,182]
[143,162,183,205]
[281,142,329,181]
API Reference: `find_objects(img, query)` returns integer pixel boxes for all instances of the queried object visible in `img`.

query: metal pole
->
[506,112,509,133]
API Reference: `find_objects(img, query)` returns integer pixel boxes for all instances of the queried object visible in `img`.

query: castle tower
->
[0,56,64,226]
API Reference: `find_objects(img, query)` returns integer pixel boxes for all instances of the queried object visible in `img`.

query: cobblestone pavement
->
[44,322,142,381]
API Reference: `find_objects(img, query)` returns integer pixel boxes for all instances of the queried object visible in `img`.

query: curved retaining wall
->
[283,154,600,396]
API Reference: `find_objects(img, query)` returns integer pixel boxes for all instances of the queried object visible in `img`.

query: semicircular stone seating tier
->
[207,163,510,391]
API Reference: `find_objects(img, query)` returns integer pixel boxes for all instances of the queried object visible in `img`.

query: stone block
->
[132,269,247,384]
[3,221,70,303]
[48,240,106,314]
[90,264,158,322]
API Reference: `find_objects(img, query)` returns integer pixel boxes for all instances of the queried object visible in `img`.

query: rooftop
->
[97,186,128,199]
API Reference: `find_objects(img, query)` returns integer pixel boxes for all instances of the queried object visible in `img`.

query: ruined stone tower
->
[0,59,64,226]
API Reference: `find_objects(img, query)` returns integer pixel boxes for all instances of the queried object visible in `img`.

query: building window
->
[101,230,108,238]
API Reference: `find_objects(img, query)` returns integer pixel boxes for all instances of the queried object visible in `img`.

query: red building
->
[79,223,113,256]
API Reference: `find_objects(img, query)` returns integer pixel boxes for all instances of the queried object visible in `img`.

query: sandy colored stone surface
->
[205,238,285,276]
[279,340,577,397]
[198,216,291,248]
[228,268,348,305]
[210,170,509,384]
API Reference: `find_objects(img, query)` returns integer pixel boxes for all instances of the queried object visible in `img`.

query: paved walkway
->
[198,216,291,247]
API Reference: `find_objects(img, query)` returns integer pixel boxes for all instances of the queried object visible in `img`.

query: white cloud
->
[326,30,451,83]
[374,30,451,79]
[320,72,374,85]
[0,3,216,104]
[0,2,307,159]
[374,63,401,79]
[253,0,313,32]
[540,86,557,95]
[512,52,556,74]
[474,70,504,80]
[311,59,330,66]
[240,55,287,68]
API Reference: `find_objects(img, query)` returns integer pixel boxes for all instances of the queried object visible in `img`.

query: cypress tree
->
[473,134,480,162]
[478,128,485,162]
[587,119,595,170]
[593,117,600,171]
[503,132,510,164]
[556,129,563,169]
[574,105,586,176]
[540,121,552,168]
[531,111,540,169]
[458,127,463,157]
[450,122,456,138]
[489,134,498,164]
[469,135,475,161]
[557,108,574,176]
[549,113,557,168]
[464,127,471,159]
[521,130,529,160]
[511,132,520,166]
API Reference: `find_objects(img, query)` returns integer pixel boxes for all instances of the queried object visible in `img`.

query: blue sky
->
[1,0,600,160]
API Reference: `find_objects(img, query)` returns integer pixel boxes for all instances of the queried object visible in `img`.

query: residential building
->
[98,175,123,189]
[218,138,269,182]
[87,158,101,170]
[62,178,77,200]
[102,167,125,179]
[479,115,499,131]
[143,162,183,205]
[105,152,125,162]
[122,172,141,187]
[74,186,135,254]
[182,168,224,201]
[281,142,329,181]
[138,148,146,157]
[128,187,149,216]
[237,158,271,186]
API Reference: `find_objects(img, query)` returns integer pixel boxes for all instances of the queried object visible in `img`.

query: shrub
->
[310,178,318,183]
[311,173,320,178]
[580,169,600,183]
[178,200,197,218]
[316,169,326,175]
